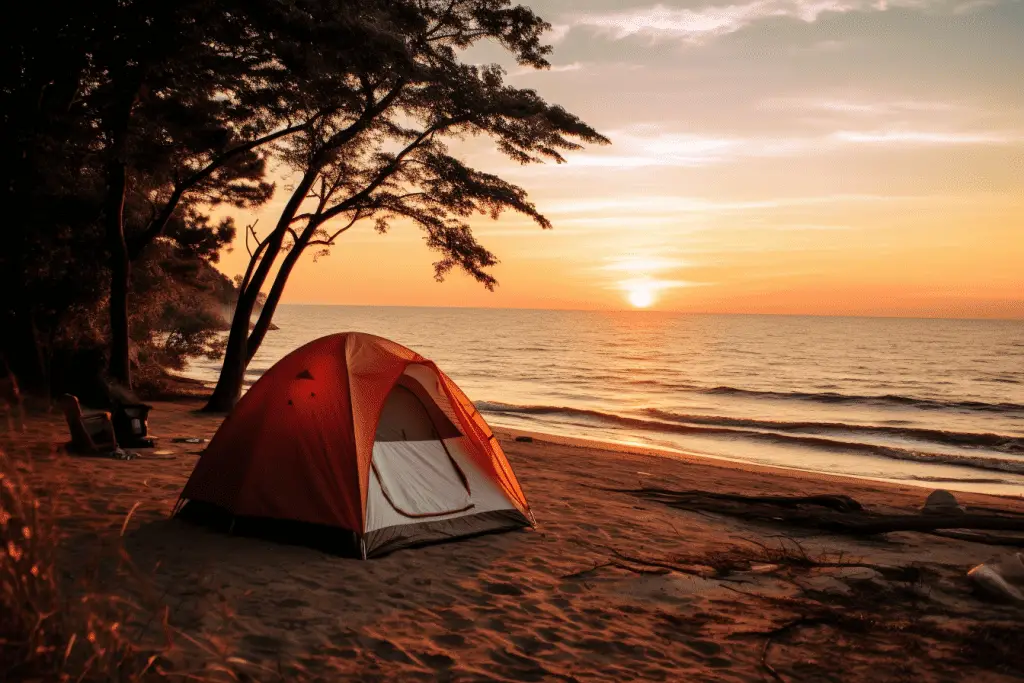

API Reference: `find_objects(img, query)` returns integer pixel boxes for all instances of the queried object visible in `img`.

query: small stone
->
[921,489,965,515]
[827,566,882,582]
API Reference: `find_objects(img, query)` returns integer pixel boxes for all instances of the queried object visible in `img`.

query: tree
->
[203,0,609,411]
[87,1,293,388]
[0,4,105,393]
[0,2,289,397]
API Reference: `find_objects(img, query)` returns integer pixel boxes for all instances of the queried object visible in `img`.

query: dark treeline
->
[0,0,607,410]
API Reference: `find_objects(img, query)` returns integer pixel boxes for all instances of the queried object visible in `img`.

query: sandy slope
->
[4,399,1024,682]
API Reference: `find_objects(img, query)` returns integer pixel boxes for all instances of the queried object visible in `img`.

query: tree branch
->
[240,229,271,296]
[306,209,367,246]
[244,219,261,258]
[128,117,319,260]
[317,117,468,224]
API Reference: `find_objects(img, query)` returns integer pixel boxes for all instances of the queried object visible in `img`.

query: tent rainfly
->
[175,332,534,558]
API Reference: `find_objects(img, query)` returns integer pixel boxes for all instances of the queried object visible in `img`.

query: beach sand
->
[4,398,1024,682]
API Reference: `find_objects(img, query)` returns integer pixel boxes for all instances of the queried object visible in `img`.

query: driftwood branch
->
[560,561,669,580]
[600,487,865,512]
[925,529,1024,547]
[758,617,831,683]
[608,487,1024,538]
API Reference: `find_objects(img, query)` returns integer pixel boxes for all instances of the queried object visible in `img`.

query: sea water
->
[183,306,1024,496]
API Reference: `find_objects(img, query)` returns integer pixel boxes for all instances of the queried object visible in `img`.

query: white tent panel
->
[365,437,519,533]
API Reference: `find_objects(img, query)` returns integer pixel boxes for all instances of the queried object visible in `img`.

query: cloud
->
[508,61,585,78]
[564,133,742,168]
[602,256,693,272]
[768,223,853,230]
[952,0,1001,12]
[760,97,970,116]
[614,277,698,292]
[540,122,1021,170]
[560,0,943,44]
[542,193,899,215]
[787,38,849,54]
[545,23,573,43]
[830,129,1015,144]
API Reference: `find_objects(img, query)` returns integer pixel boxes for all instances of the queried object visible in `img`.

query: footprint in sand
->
[482,581,524,596]
[416,651,455,669]
[355,637,415,664]
[242,634,284,654]
[686,638,723,657]
[275,597,309,609]
[431,633,466,649]
[510,634,556,655]
[439,611,475,630]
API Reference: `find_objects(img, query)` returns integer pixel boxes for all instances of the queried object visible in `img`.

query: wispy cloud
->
[787,38,850,54]
[613,277,699,292]
[830,129,1014,144]
[542,193,900,215]
[952,0,1001,13]
[601,256,693,272]
[545,23,573,43]
[760,97,971,116]
[508,62,585,78]
[548,122,1021,170]
[560,0,945,44]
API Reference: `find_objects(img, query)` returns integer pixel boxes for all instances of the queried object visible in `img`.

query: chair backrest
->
[59,394,93,449]
[59,394,84,420]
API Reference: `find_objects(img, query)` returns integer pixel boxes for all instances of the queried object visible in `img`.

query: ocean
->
[183,305,1024,496]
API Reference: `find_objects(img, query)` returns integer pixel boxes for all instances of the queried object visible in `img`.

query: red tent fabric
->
[178,332,532,556]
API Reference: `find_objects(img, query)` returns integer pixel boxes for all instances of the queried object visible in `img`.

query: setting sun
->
[627,285,656,308]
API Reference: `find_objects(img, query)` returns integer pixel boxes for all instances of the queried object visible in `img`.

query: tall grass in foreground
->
[0,450,169,681]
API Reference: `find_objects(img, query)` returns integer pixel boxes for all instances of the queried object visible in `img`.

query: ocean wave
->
[605,378,1024,415]
[898,475,1016,485]
[700,386,1024,414]
[477,401,1024,475]
[642,408,1024,454]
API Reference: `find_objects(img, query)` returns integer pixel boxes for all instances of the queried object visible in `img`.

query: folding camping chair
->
[59,394,118,454]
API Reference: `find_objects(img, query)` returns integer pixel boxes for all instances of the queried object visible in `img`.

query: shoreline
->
[162,375,1024,499]
[494,425,1024,501]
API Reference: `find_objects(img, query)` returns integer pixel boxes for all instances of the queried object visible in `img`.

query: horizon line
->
[274,302,1024,323]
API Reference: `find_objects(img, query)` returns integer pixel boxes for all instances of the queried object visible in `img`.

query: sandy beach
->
[4,398,1024,682]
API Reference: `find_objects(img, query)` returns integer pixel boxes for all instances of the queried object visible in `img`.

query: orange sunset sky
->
[215,0,1024,318]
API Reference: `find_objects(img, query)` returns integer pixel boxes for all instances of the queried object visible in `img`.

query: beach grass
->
[1,450,166,681]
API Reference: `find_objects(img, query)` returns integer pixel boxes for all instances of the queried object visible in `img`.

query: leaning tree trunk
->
[105,158,132,388]
[201,171,320,412]
[202,318,251,412]
[244,225,313,364]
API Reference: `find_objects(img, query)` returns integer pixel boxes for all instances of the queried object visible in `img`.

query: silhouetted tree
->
[203,0,609,411]
[0,2,285,395]
[1,2,318,390]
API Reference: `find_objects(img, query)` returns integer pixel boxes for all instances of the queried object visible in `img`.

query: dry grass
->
[0,450,174,681]
[0,447,307,683]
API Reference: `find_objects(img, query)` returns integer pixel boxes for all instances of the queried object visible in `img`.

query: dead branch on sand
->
[756,616,831,683]
[925,529,1024,547]
[560,561,670,580]
[565,538,921,586]
[605,487,1024,539]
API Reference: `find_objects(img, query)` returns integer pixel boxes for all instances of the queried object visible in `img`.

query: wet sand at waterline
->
[5,399,1024,682]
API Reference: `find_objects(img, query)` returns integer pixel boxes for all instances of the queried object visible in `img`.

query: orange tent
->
[175,332,534,557]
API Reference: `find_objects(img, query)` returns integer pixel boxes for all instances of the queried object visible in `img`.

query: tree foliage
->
[202,0,608,410]
[0,0,608,405]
